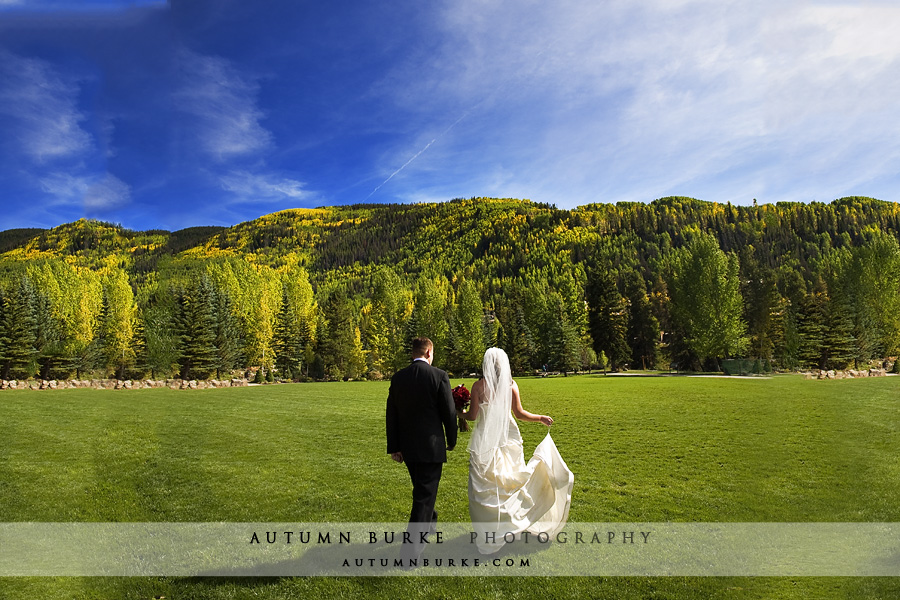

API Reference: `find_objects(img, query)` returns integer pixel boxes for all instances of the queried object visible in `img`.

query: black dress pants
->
[405,461,442,526]
[401,461,442,562]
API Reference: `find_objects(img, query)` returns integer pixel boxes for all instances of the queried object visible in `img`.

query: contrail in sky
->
[364,111,470,201]
[364,34,562,201]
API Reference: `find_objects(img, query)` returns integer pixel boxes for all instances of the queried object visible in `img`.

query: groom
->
[386,337,457,558]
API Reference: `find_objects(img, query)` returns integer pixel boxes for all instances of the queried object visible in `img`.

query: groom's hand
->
[390,452,404,463]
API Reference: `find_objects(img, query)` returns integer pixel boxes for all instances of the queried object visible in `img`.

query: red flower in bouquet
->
[452,384,471,411]
[453,384,471,432]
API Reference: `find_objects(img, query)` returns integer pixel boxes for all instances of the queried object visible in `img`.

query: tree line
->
[0,196,898,381]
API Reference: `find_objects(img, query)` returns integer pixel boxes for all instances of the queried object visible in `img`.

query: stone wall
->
[0,378,250,390]
[802,369,890,380]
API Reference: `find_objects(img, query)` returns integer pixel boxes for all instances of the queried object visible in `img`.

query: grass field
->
[0,374,898,599]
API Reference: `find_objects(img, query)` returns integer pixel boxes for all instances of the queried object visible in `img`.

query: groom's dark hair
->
[411,337,433,357]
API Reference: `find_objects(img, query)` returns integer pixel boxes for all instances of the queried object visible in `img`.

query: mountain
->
[0,196,898,381]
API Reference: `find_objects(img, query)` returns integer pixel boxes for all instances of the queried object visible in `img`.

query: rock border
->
[802,369,889,380]
[0,378,250,390]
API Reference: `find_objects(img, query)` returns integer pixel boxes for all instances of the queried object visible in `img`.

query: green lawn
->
[0,375,898,598]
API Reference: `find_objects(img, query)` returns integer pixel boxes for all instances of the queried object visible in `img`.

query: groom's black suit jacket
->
[386,359,457,463]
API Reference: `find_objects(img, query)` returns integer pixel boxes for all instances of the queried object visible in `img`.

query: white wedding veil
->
[468,347,514,466]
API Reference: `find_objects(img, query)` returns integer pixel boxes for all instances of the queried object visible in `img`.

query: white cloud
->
[0,52,93,163]
[174,50,272,160]
[219,170,312,203]
[85,173,131,209]
[373,0,900,204]
[39,173,90,203]
[40,172,131,210]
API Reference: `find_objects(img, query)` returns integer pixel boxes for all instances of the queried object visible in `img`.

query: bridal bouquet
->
[453,384,471,432]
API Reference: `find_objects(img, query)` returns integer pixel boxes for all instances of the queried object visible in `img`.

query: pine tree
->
[211,285,242,379]
[495,295,533,374]
[142,303,179,380]
[624,270,659,370]
[32,287,67,379]
[130,312,150,379]
[547,294,581,375]
[797,288,827,370]
[173,279,217,380]
[520,279,553,368]
[483,306,500,350]
[0,282,37,380]
[743,265,781,362]
[821,294,856,370]
[586,268,630,371]
[453,279,486,373]
[774,298,800,370]
[318,289,363,380]
[274,288,301,379]
[71,339,102,380]
[270,268,316,379]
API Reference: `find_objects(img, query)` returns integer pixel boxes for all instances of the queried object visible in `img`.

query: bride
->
[461,348,574,554]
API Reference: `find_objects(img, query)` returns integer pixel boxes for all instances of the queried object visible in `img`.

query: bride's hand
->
[539,415,553,426]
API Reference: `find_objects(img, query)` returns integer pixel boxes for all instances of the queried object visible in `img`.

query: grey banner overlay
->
[1,523,898,576]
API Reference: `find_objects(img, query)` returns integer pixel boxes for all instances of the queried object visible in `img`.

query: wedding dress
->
[468,349,574,555]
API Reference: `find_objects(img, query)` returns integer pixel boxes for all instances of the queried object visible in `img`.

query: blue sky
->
[1,0,899,231]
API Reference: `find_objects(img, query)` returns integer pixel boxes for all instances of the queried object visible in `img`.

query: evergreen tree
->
[71,340,102,380]
[129,312,150,379]
[520,279,554,368]
[586,267,630,371]
[775,267,807,370]
[453,279,486,373]
[274,288,301,379]
[210,285,242,379]
[624,270,659,370]
[821,294,856,370]
[32,287,68,379]
[495,294,534,374]
[173,279,217,380]
[797,286,827,370]
[743,264,781,362]
[0,282,37,380]
[547,294,581,375]
[774,298,800,370]
[271,267,316,379]
[318,289,364,380]
[142,303,179,379]
[483,306,500,350]
[403,306,421,359]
